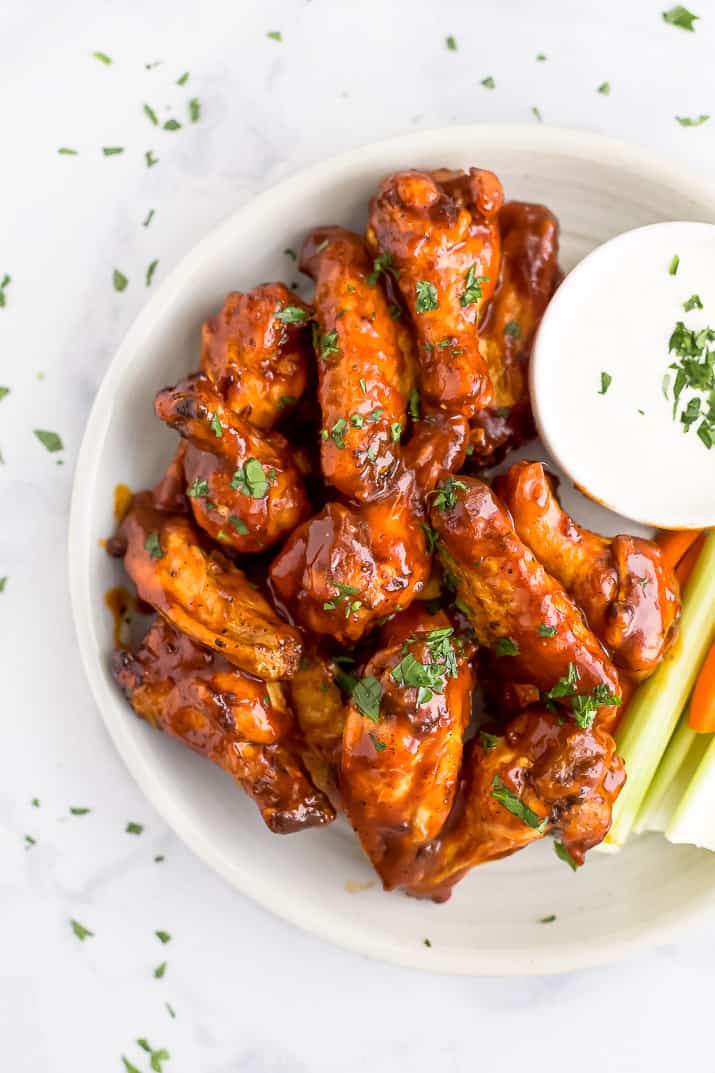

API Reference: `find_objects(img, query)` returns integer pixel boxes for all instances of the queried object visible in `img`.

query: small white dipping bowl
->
[531,220,715,529]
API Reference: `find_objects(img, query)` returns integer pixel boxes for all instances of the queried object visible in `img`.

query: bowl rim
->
[68,123,715,976]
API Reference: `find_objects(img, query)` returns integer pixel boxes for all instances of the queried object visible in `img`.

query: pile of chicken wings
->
[109,166,681,901]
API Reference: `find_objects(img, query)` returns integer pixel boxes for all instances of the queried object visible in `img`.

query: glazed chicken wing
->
[340,608,475,889]
[367,167,503,416]
[269,469,430,643]
[200,283,311,430]
[155,373,309,553]
[470,201,561,466]
[403,410,469,494]
[300,226,413,502]
[407,707,625,900]
[430,476,622,728]
[496,460,681,680]
[112,618,332,832]
[113,491,302,679]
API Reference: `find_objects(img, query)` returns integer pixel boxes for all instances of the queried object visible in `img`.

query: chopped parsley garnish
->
[267,30,282,41]
[532,105,543,122]
[145,150,159,168]
[445,34,457,50]
[683,294,703,311]
[540,914,557,924]
[389,303,401,320]
[367,251,397,286]
[33,429,63,452]
[229,515,249,535]
[554,840,578,870]
[145,531,163,559]
[460,265,489,307]
[144,103,159,126]
[323,580,360,612]
[662,5,699,31]
[316,238,329,252]
[390,421,402,443]
[415,280,439,313]
[538,623,557,637]
[570,685,620,729]
[58,147,78,155]
[154,961,167,979]
[25,834,36,847]
[408,387,420,419]
[422,522,439,553]
[137,1039,170,1072]
[70,919,94,941]
[390,627,458,706]
[102,146,124,156]
[598,371,612,395]
[495,636,519,657]
[330,417,348,448]
[189,98,200,123]
[274,305,308,324]
[430,476,467,512]
[126,821,144,835]
[186,478,209,498]
[491,776,547,831]
[209,412,222,437]
[155,930,172,944]
[350,413,365,428]
[177,71,190,85]
[0,578,9,593]
[543,662,579,703]
[480,731,502,750]
[231,458,270,498]
[70,807,90,815]
[369,733,387,753]
[146,260,159,287]
[366,407,382,423]
[142,208,155,227]
[122,1059,142,1073]
[92,51,112,64]
[113,269,128,292]
[504,320,521,338]
[0,274,9,307]
[481,76,495,89]
[536,53,547,61]
[319,329,340,359]
[664,319,715,448]
[676,114,710,126]
[359,377,367,395]
[669,254,680,275]
[163,118,181,131]
[166,1003,176,1018]
[352,675,382,721]
[279,394,296,409]
[597,82,611,94]
[424,937,432,947]
[31,797,40,807]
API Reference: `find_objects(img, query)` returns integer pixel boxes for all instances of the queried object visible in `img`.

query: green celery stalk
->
[606,529,715,848]
[667,736,715,849]
[633,706,710,834]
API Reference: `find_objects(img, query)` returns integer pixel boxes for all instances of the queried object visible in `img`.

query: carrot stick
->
[656,529,703,571]
[675,532,706,591]
[689,641,715,733]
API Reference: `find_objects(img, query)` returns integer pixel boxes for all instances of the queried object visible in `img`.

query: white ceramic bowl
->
[69,125,715,975]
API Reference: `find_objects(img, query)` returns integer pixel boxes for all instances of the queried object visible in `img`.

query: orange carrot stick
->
[656,529,703,571]
[675,532,706,591]
[689,641,715,733]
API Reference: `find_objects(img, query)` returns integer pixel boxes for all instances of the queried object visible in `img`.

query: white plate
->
[69,125,715,976]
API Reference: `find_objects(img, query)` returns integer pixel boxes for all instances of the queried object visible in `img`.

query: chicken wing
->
[111,617,292,744]
[113,490,302,679]
[496,460,681,680]
[299,226,412,502]
[430,476,623,729]
[154,373,309,553]
[340,607,475,889]
[367,167,503,416]
[269,469,430,643]
[407,706,625,900]
[200,283,311,430]
[112,618,332,832]
[470,201,561,466]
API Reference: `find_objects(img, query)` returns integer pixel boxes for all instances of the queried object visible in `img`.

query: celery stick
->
[606,529,715,848]
[667,736,715,849]
[634,707,710,834]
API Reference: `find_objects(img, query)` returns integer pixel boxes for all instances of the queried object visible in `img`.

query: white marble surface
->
[3,1,715,1069]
